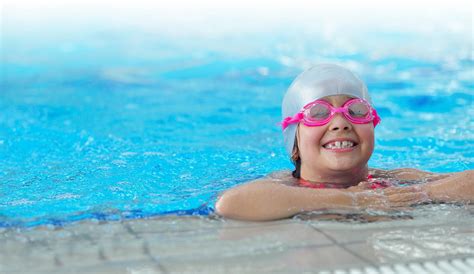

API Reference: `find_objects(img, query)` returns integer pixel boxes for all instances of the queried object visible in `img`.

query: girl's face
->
[297,95,374,176]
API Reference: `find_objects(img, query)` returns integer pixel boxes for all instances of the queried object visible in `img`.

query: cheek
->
[298,127,325,152]
[358,126,375,150]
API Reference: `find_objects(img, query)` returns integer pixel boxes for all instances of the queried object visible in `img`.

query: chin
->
[327,159,365,172]
[328,164,358,172]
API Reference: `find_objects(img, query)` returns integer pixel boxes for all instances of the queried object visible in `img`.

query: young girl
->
[215,64,473,221]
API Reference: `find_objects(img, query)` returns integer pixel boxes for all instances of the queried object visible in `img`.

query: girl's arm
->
[421,169,474,203]
[378,168,450,181]
[215,172,428,221]
[385,168,474,203]
[215,179,351,221]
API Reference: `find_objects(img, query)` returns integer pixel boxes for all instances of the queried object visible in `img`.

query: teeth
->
[324,141,355,149]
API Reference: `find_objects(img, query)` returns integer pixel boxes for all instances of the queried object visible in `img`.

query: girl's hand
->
[348,180,373,191]
[346,185,429,210]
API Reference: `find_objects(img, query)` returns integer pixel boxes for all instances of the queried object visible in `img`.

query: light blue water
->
[1,20,473,228]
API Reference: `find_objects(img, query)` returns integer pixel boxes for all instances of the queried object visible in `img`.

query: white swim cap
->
[281,64,372,157]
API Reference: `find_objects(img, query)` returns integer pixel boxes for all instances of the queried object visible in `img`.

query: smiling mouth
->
[322,141,358,150]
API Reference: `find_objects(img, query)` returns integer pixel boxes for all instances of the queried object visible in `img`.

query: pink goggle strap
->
[281,112,304,130]
[371,109,381,127]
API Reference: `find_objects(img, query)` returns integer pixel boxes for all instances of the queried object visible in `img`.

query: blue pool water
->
[1,5,473,228]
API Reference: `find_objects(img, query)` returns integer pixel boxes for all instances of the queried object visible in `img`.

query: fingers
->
[347,181,373,192]
[353,186,429,210]
[384,186,430,205]
[383,185,423,195]
[357,181,372,188]
[387,192,430,206]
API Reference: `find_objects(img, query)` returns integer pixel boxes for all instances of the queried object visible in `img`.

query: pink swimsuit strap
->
[297,174,393,189]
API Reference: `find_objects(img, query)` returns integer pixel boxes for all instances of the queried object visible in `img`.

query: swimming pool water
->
[1,4,473,227]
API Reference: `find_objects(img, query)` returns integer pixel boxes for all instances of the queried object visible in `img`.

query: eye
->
[348,102,369,118]
[308,104,330,119]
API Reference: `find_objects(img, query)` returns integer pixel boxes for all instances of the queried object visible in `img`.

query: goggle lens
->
[347,101,370,119]
[308,104,331,120]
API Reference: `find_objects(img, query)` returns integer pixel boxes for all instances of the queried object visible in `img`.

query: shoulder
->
[264,170,298,186]
[266,170,293,179]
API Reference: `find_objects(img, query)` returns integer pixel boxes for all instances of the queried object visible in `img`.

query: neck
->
[300,164,369,186]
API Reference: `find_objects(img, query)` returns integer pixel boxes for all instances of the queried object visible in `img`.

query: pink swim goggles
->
[281,98,381,130]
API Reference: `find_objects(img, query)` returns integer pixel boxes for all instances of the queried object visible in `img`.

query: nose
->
[328,113,353,132]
